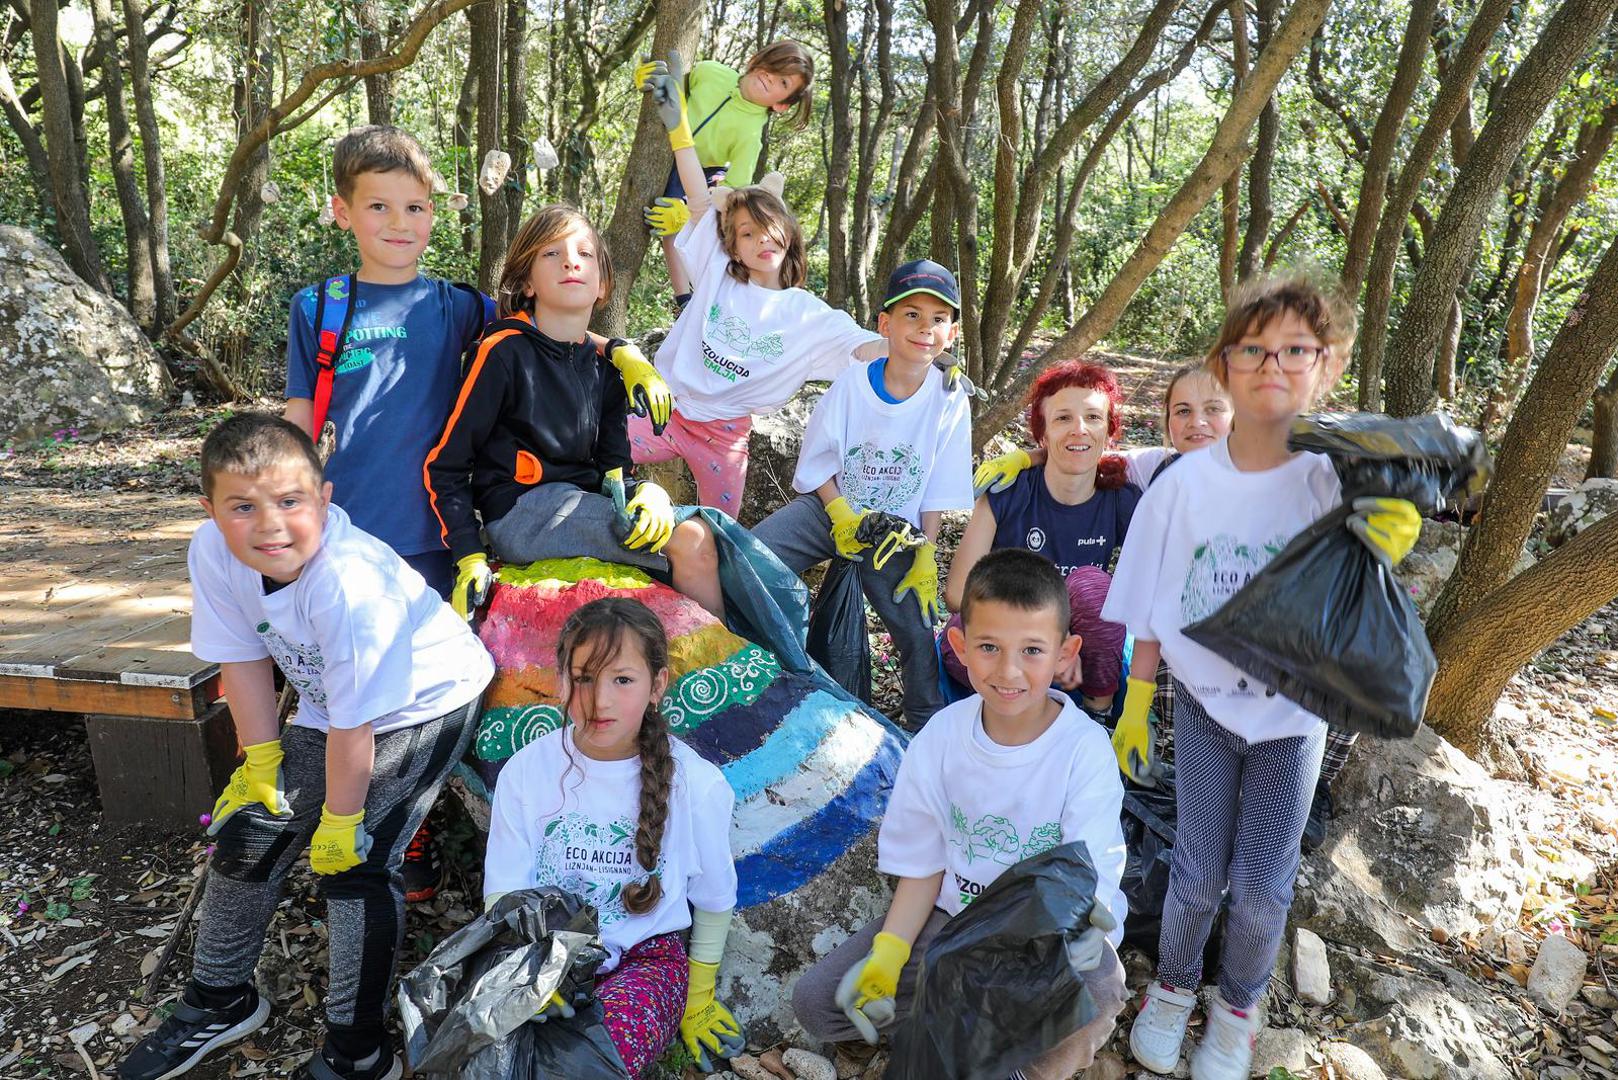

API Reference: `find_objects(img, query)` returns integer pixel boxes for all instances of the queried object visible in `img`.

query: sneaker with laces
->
[117,986,269,1080]
[1129,979,1196,1072]
[292,1040,402,1080]
[1190,990,1258,1080]
[401,821,442,903]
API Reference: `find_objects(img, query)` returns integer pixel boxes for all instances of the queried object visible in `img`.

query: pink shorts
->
[628,409,753,513]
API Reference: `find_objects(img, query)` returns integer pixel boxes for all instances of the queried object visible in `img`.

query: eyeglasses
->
[1221,344,1327,373]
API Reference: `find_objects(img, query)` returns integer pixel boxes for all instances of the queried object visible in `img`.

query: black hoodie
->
[425,311,633,563]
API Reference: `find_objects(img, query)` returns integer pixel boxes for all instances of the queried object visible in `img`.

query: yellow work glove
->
[644,196,691,237]
[534,988,578,1023]
[893,541,945,627]
[931,353,981,398]
[309,806,371,875]
[825,496,875,561]
[637,51,693,151]
[973,448,1032,498]
[452,552,493,622]
[1112,676,1160,787]
[207,739,291,835]
[606,339,672,434]
[833,931,910,1045]
[680,959,745,1071]
[622,481,675,553]
[1347,496,1421,568]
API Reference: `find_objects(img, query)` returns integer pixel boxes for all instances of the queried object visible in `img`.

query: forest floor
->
[0,359,1613,1079]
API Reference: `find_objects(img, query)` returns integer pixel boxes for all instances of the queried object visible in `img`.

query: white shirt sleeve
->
[684,764,740,914]
[1060,728,1130,939]
[483,756,540,900]
[1101,477,1174,641]
[674,213,729,293]
[186,525,271,663]
[791,374,851,494]
[796,303,882,384]
[307,577,415,729]
[876,733,950,879]
[919,387,975,513]
[1125,446,1170,491]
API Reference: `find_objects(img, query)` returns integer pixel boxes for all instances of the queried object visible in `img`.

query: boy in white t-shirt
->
[791,549,1128,1078]
[119,414,493,1080]
[751,259,974,729]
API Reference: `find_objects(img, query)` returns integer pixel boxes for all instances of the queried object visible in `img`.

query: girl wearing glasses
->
[1100,275,1420,1079]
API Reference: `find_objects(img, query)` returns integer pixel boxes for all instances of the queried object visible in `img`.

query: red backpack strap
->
[309,275,356,435]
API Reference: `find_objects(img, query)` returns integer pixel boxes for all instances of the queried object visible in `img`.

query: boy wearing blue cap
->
[752,260,974,729]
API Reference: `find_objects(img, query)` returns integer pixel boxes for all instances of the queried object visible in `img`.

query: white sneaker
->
[1129,980,1197,1073]
[1190,990,1258,1080]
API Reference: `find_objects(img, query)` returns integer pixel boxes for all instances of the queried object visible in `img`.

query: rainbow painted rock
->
[460,556,906,1037]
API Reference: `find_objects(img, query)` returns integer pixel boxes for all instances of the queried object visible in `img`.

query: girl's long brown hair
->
[556,598,674,916]
[719,187,807,289]
[745,40,815,129]
[495,204,615,319]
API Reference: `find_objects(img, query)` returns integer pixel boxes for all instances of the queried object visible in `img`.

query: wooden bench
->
[0,486,235,830]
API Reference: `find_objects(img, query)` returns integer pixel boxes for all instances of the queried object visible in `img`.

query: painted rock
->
[458,556,904,1039]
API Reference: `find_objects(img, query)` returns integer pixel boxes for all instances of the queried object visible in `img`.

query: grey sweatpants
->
[1157,685,1327,1009]
[486,481,668,573]
[193,698,479,1038]
[792,910,1127,1079]
[752,494,944,729]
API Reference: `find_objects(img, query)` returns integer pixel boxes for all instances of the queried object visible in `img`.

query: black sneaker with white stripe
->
[292,1039,402,1080]
[117,986,268,1080]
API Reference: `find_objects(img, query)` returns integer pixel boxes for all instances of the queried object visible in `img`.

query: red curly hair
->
[1027,361,1129,491]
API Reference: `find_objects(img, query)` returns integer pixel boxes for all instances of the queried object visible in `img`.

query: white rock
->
[1527,934,1587,1012]
[1322,1041,1387,1079]
[782,1048,836,1080]
[110,1012,138,1038]
[1546,478,1618,546]
[1292,926,1332,1005]
[1249,1027,1312,1075]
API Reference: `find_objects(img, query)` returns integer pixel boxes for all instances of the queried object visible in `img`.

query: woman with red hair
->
[941,361,1141,713]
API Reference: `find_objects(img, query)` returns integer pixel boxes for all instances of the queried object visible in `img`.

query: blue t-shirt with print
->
[987,468,1142,577]
[285,276,487,555]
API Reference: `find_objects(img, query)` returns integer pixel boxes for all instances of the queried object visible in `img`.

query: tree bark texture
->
[1237,0,1278,281]
[1381,0,1618,418]
[1591,366,1618,479]
[122,0,176,329]
[822,0,855,310]
[1428,236,1618,647]
[357,0,396,125]
[1354,0,1515,410]
[471,0,507,291]
[89,0,156,329]
[971,0,1330,448]
[502,0,529,251]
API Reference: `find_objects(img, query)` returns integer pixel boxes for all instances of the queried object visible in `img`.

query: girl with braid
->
[483,598,742,1076]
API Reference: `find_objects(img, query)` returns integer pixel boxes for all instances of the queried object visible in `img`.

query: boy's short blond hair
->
[332,125,435,201]
[200,413,324,499]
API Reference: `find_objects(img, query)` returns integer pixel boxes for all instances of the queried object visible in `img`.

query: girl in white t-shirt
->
[631,57,885,514]
[483,598,742,1077]
[1102,276,1421,1080]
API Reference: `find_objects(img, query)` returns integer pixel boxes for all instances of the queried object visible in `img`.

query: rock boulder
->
[1394,519,1535,617]
[0,225,169,441]
[1545,477,1618,547]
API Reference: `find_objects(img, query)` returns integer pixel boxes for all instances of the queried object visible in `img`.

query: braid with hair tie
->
[621,700,675,915]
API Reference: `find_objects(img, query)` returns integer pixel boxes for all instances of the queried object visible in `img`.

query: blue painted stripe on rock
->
[720,689,853,803]
[733,736,903,909]
[679,674,814,763]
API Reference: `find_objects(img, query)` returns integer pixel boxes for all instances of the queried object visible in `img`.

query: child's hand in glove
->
[643,196,691,237]
[208,739,291,834]
[893,541,945,627]
[1071,898,1119,972]
[452,553,493,621]
[833,931,910,1045]
[607,339,673,433]
[636,51,693,150]
[680,959,745,1071]
[1111,676,1162,787]
[1348,496,1420,567]
[309,806,371,875]
[622,482,675,553]
[973,448,1032,498]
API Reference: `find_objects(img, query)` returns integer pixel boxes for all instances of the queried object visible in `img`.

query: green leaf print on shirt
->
[1021,821,1064,859]
[532,810,653,927]
[1180,533,1289,623]
[706,310,786,362]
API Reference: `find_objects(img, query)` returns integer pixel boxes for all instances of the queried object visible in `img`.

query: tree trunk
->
[848,0,896,325]
[29,0,112,293]
[1436,292,1461,399]
[1381,0,1618,418]
[89,0,156,328]
[1340,0,1437,294]
[972,0,1330,447]
[454,58,478,253]
[822,0,854,309]
[1219,0,1248,301]
[1236,0,1278,281]
[1588,367,1618,480]
[357,0,396,125]
[1428,236,1618,648]
[0,52,56,226]
[502,0,528,249]
[1426,511,1618,758]
[470,0,507,290]
[229,0,272,287]
[594,0,702,335]
[1355,0,1517,410]
[122,0,176,329]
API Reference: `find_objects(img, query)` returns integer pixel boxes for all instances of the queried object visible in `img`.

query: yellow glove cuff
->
[688,958,720,998]
[241,739,283,767]
[319,806,365,829]
[456,553,487,572]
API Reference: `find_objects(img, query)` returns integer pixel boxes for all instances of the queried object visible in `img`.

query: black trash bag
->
[885,842,1104,1080]
[396,888,629,1079]
[1183,412,1489,739]
[1118,767,1224,972]
[807,558,871,701]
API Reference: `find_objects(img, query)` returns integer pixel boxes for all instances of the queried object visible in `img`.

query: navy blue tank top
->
[987,469,1142,575]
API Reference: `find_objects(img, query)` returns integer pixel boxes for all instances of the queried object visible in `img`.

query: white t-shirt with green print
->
[877,692,1127,939]
[1103,436,1343,742]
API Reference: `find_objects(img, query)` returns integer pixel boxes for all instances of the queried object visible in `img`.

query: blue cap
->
[884,259,961,313]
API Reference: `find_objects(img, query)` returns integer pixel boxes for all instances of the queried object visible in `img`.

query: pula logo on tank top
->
[1025,526,1046,551]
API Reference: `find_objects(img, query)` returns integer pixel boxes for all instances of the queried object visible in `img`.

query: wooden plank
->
[57,646,215,689]
[88,702,239,831]
[0,671,219,720]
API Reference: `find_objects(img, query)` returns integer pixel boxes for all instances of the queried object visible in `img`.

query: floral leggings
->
[599,932,689,1077]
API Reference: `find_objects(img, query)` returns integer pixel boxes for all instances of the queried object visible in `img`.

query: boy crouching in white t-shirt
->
[791,549,1128,1079]
[120,414,493,1080]
[751,259,974,731]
